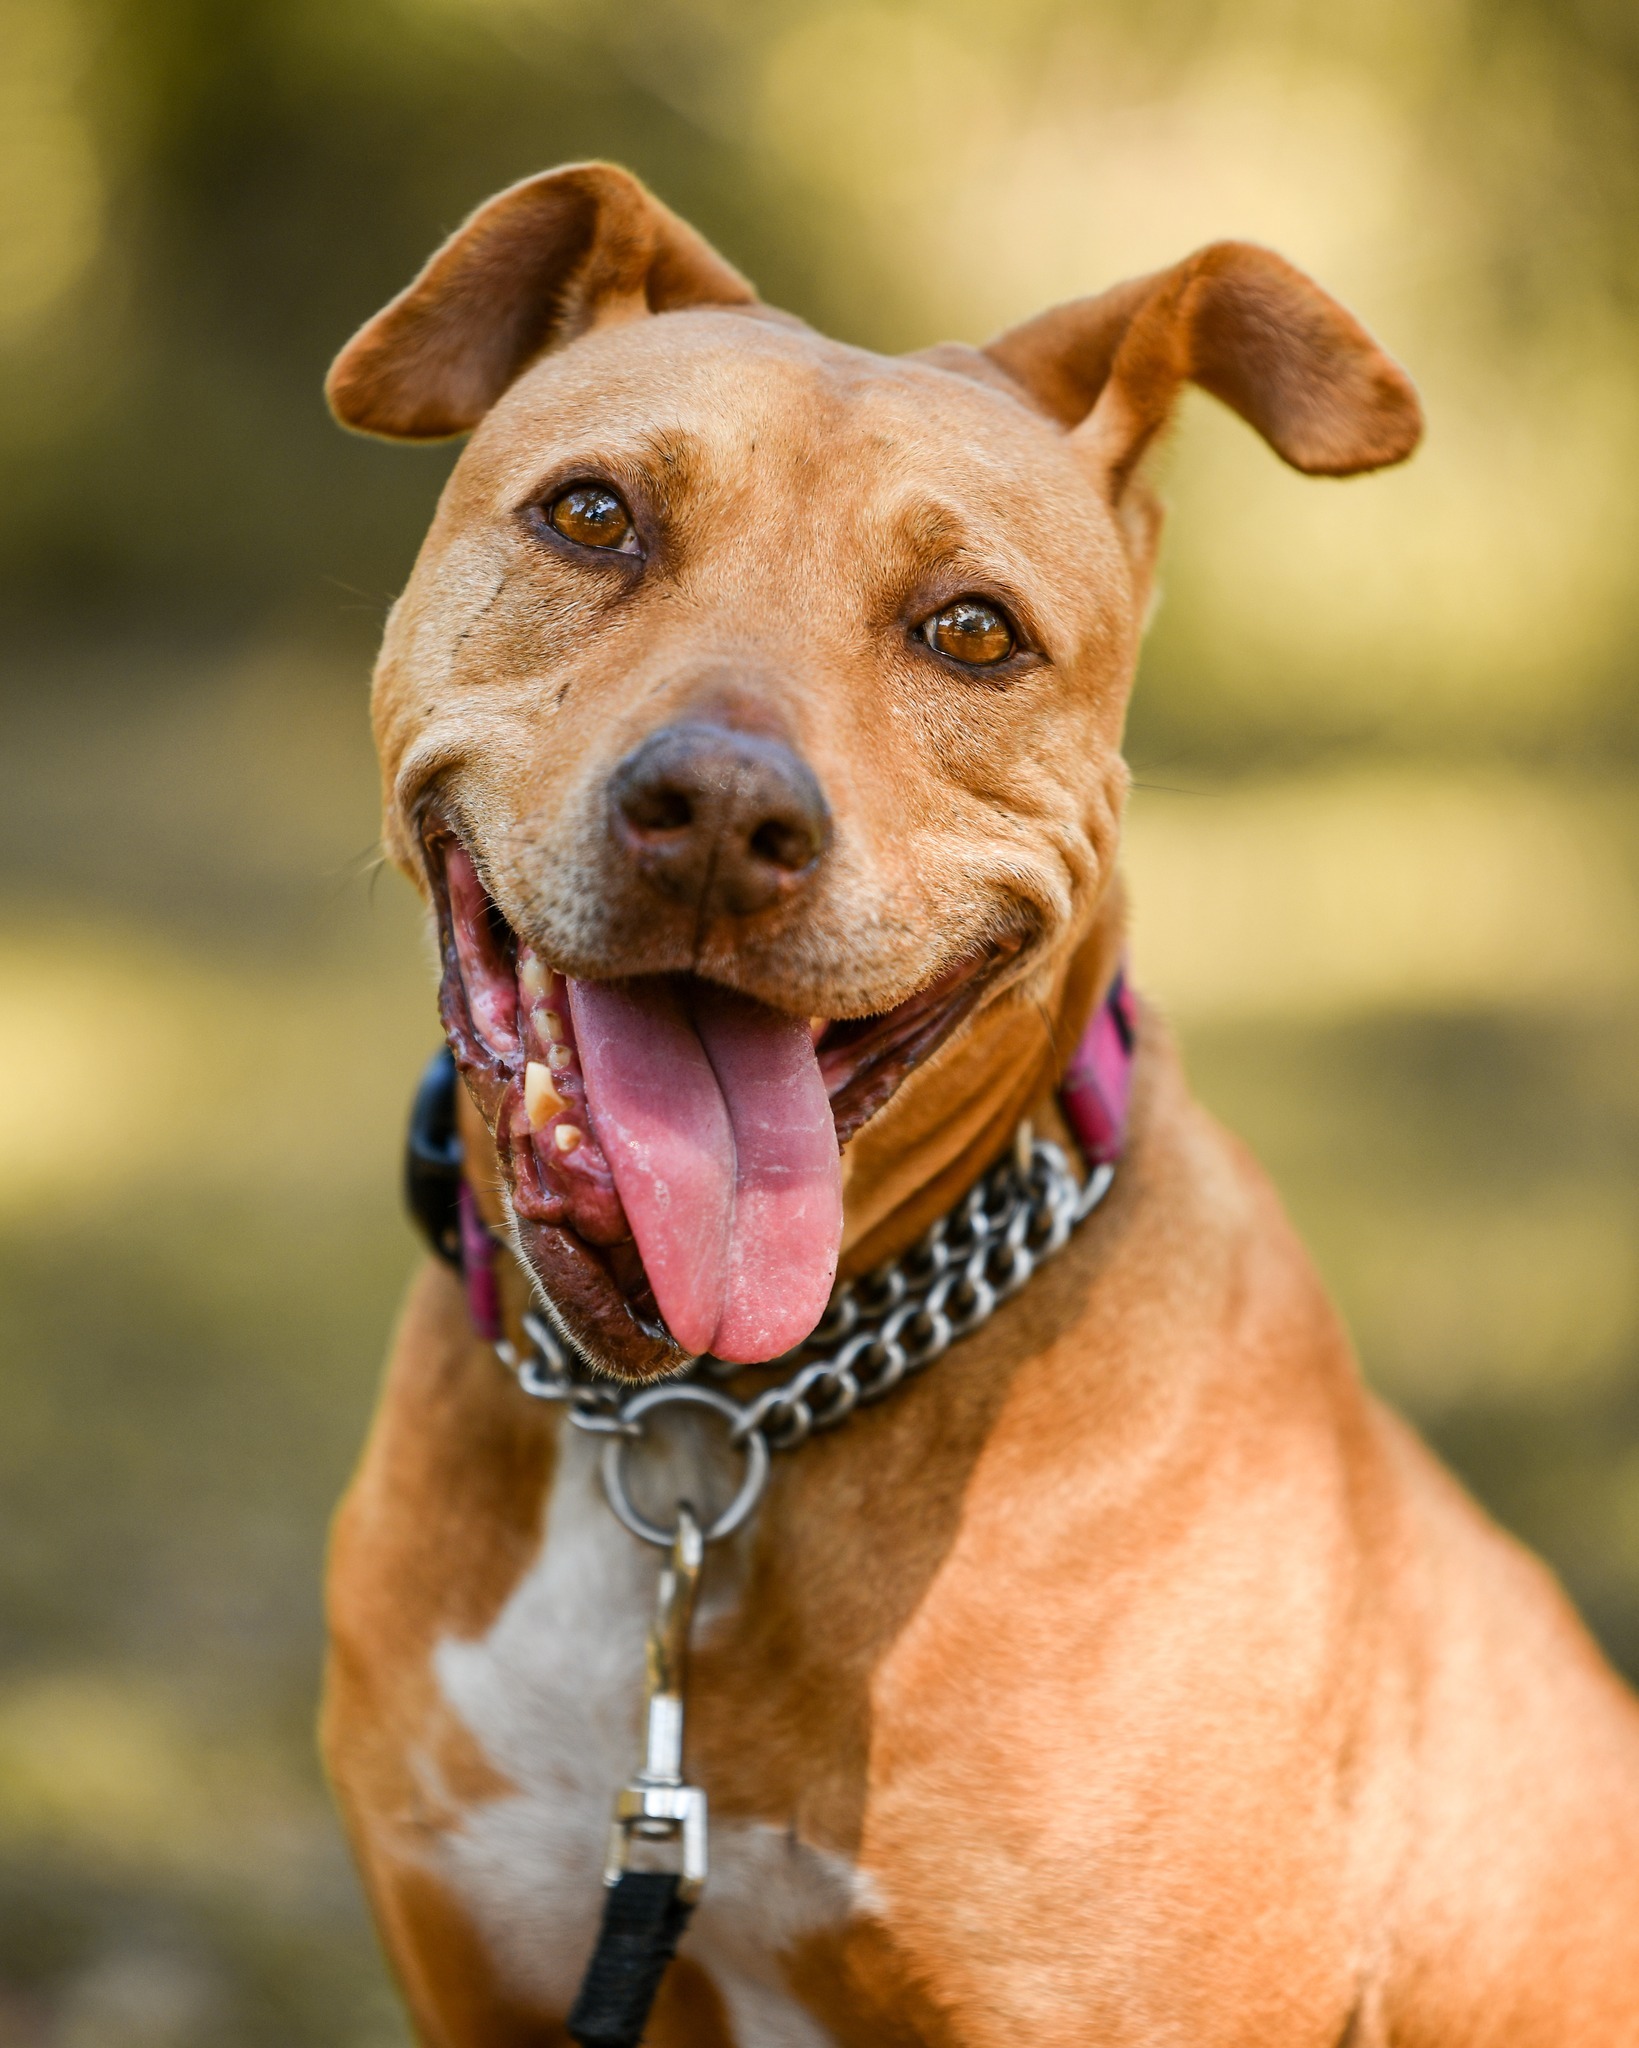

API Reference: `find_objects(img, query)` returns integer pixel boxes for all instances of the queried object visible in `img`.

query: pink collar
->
[1058,966,1136,1170]
[438,969,1136,1347]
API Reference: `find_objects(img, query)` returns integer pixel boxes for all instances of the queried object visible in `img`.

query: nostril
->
[620,783,693,834]
[749,817,819,872]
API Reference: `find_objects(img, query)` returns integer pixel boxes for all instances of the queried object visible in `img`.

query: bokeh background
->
[2,0,1637,2040]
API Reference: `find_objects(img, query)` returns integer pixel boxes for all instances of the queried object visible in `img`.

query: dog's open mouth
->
[427,832,1010,1378]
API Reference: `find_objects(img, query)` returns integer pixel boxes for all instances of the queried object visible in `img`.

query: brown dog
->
[321,163,1639,2045]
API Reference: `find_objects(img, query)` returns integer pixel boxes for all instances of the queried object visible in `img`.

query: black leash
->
[567,1871,696,2048]
[566,1505,707,2046]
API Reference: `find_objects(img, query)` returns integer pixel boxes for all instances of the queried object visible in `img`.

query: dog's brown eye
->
[547,484,636,552]
[921,598,1016,667]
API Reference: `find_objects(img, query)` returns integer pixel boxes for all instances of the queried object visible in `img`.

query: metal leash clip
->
[604,1503,708,1902]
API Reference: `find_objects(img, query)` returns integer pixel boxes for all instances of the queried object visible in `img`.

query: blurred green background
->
[2,1,1637,2040]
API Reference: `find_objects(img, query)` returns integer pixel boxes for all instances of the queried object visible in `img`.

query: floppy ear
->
[326,161,758,440]
[984,242,1422,497]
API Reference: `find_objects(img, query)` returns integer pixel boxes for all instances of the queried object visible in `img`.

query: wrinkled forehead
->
[459,310,1111,550]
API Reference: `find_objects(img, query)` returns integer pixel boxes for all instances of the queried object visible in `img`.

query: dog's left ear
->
[984,242,1422,498]
[327,162,757,440]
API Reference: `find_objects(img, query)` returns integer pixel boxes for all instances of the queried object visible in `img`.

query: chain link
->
[495,1131,1115,1542]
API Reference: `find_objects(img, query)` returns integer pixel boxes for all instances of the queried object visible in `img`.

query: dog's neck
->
[457,881,1128,1344]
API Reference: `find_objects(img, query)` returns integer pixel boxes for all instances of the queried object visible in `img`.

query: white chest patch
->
[429,1419,858,2044]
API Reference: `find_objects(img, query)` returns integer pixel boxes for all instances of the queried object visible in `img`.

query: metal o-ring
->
[599,1384,771,1547]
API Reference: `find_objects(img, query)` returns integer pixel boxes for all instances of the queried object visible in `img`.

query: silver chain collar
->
[495,1126,1115,1547]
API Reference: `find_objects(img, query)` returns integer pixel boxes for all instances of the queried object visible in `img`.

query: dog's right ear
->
[326,162,758,441]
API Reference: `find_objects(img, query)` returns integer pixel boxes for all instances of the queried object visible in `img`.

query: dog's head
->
[330,162,1420,1379]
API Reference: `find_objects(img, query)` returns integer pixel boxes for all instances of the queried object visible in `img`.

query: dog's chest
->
[429,1422,858,2043]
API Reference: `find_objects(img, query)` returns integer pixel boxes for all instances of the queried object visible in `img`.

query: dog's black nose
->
[609,722,829,917]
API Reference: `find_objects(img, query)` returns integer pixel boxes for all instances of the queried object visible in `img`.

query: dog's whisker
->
[1032,994,1064,1070]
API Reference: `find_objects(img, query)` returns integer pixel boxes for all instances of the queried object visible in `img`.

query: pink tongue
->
[566,979,842,1363]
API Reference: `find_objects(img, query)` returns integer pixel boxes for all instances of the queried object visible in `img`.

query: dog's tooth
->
[518,954,548,1001]
[534,1006,566,1043]
[553,1123,583,1154]
[524,1061,567,1130]
[547,1043,575,1073]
